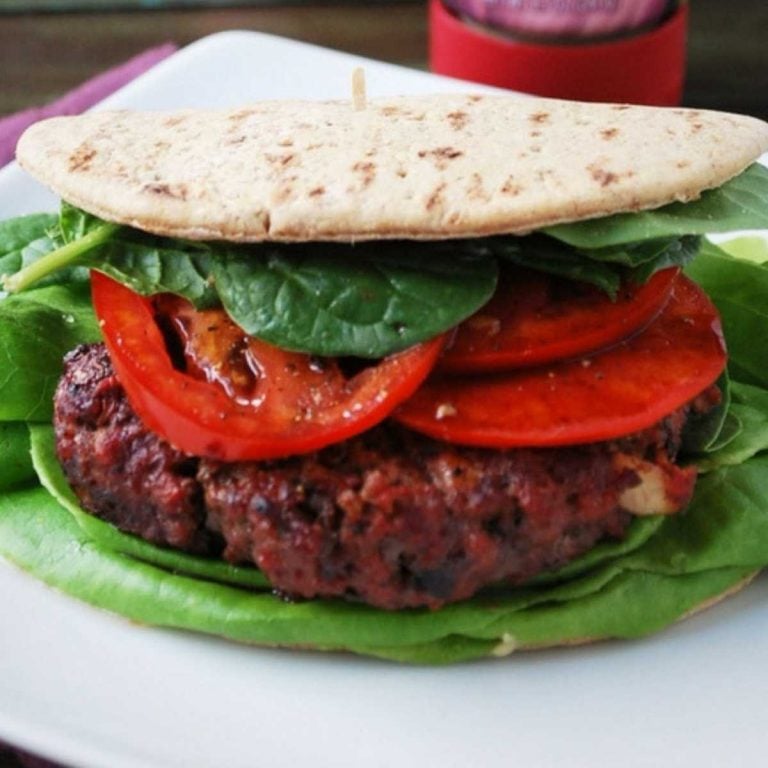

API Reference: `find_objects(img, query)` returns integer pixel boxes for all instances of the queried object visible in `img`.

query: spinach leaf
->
[0,213,57,279]
[0,283,101,421]
[486,234,699,298]
[58,201,105,243]
[212,243,497,357]
[486,235,623,296]
[88,238,218,309]
[7,206,500,357]
[2,221,119,294]
[627,236,702,282]
[546,163,768,248]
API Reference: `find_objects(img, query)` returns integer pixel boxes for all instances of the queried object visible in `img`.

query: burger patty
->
[54,343,701,610]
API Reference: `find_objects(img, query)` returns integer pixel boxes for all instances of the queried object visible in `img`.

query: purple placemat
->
[0,42,177,167]
[0,37,177,768]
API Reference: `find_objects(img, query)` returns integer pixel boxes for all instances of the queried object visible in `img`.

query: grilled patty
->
[54,343,699,610]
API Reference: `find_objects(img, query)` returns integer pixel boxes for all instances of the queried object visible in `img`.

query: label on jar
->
[442,0,675,40]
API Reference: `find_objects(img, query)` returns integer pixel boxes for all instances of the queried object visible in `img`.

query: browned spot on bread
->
[418,146,464,170]
[379,105,425,121]
[676,160,691,169]
[446,110,469,131]
[143,182,189,200]
[691,123,703,133]
[266,152,297,167]
[467,95,484,103]
[278,138,294,147]
[601,128,620,140]
[352,161,377,188]
[396,167,408,179]
[227,109,255,123]
[275,183,295,203]
[309,186,325,197]
[588,164,619,187]
[227,136,246,145]
[306,142,324,150]
[467,173,490,202]
[530,130,542,138]
[426,182,446,211]
[529,111,550,124]
[611,105,631,111]
[68,144,97,172]
[163,115,187,127]
[501,176,523,196]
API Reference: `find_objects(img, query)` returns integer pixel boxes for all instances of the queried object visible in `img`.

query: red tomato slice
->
[440,267,679,373]
[90,271,445,461]
[394,276,726,447]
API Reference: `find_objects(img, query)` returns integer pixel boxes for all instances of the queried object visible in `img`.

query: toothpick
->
[352,67,367,111]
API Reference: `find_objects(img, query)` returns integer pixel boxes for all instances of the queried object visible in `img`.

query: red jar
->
[429,0,689,106]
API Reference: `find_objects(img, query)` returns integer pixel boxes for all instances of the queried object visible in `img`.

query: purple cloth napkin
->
[0,42,177,167]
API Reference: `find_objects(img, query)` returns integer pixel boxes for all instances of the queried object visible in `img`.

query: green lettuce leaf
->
[686,240,768,388]
[28,424,270,590]
[696,382,768,471]
[681,371,734,455]
[0,421,764,665]
[0,423,34,492]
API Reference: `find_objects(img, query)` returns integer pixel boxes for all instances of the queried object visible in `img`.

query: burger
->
[1,93,767,663]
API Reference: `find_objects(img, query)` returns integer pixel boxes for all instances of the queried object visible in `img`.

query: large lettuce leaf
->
[0,423,34,492]
[0,458,762,664]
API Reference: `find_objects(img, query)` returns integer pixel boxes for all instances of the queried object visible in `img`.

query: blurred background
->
[0,0,766,120]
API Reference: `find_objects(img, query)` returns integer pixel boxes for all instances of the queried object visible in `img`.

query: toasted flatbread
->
[16,94,768,242]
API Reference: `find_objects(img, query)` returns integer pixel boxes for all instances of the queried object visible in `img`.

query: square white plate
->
[1,30,767,768]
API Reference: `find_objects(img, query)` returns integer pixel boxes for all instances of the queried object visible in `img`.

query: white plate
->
[1,31,767,768]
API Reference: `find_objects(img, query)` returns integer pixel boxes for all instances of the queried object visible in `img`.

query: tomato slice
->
[394,276,726,447]
[440,267,679,372]
[90,271,445,461]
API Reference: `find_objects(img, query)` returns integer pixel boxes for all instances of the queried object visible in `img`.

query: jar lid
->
[429,0,688,106]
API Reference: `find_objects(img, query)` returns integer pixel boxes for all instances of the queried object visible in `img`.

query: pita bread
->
[16,94,768,242]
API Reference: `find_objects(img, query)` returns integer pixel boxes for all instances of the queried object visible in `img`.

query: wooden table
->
[1,0,767,119]
[0,1,766,766]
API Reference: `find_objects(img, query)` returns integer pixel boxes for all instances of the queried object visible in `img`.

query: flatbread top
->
[16,94,768,241]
